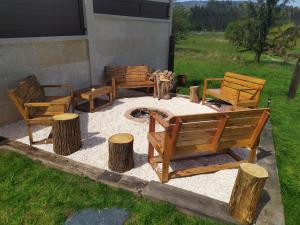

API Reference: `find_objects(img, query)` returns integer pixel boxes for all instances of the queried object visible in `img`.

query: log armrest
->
[41,84,73,96]
[149,112,170,132]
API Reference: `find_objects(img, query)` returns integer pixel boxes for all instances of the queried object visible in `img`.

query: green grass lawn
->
[0,150,222,225]
[175,32,300,225]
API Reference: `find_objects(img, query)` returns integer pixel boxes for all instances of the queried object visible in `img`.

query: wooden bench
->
[202,72,266,108]
[8,75,73,145]
[147,108,270,183]
[105,65,156,99]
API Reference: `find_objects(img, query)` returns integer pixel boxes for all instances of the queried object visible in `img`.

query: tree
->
[267,21,299,62]
[189,1,245,32]
[225,0,289,62]
[172,6,189,42]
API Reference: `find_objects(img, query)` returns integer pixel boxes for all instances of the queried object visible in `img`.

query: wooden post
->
[229,163,268,225]
[108,133,134,173]
[287,55,300,99]
[189,86,200,103]
[53,113,82,156]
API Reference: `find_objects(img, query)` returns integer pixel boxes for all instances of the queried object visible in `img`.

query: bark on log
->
[108,133,134,173]
[229,163,268,225]
[53,113,82,156]
[189,86,200,103]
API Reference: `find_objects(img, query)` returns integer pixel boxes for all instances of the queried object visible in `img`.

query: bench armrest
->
[204,78,224,81]
[203,78,224,88]
[149,112,170,132]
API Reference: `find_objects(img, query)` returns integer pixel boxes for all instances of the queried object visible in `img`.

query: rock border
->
[0,121,285,225]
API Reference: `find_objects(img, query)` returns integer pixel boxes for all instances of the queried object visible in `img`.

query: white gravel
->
[0,91,241,203]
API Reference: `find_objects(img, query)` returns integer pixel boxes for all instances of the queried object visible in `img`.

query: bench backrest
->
[105,66,127,84]
[105,65,151,84]
[221,72,266,100]
[169,108,269,157]
[8,75,46,119]
[125,66,150,82]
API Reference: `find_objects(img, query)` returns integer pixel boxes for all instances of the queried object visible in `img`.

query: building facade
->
[0,0,173,125]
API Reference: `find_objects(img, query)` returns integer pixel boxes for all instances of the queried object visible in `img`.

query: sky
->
[176,0,300,7]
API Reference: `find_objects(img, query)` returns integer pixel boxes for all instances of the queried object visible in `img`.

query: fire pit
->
[125,107,172,123]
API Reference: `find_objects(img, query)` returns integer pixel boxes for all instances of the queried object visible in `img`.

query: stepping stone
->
[65,208,129,225]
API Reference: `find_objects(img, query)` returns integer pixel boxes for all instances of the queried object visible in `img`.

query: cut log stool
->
[229,163,269,225]
[189,86,200,103]
[108,133,134,173]
[52,113,82,156]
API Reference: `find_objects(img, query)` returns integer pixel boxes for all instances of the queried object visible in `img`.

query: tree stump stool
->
[52,113,82,156]
[108,133,134,173]
[229,163,269,225]
[189,86,200,103]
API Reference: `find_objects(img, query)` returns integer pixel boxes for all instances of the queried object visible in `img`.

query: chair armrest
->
[149,112,170,129]
[24,102,67,108]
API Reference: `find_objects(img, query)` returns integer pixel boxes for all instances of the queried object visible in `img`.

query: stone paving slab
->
[65,208,129,225]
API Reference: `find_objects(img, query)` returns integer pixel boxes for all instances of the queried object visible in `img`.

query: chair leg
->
[27,125,33,146]
[161,158,170,183]
[148,142,154,162]
[248,147,257,163]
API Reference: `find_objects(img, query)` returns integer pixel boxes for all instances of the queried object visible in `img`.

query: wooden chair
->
[202,72,266,108]
[8,75,73,145]
[105,65,156,99]
[147,108,270,183]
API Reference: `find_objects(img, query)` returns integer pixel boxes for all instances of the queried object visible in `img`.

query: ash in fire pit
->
[125,107,172,123]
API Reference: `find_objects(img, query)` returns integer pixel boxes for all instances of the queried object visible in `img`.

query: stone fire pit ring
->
[124,107,173,123]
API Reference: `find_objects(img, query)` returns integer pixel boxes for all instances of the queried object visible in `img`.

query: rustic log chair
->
[147,108,270,183]
[8,75,73,145]
[202,72,266,108]
[105,65,156,99]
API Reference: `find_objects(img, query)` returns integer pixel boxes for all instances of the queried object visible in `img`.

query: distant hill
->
[174,1,208,7]
[174,1,247,7]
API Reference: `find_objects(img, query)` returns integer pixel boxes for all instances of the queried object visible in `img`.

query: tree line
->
[174,1,300,32]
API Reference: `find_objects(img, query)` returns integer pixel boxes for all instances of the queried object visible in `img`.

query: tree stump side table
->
[108,133,134,173]
[229,163,269,225]
[52,113,82,156]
